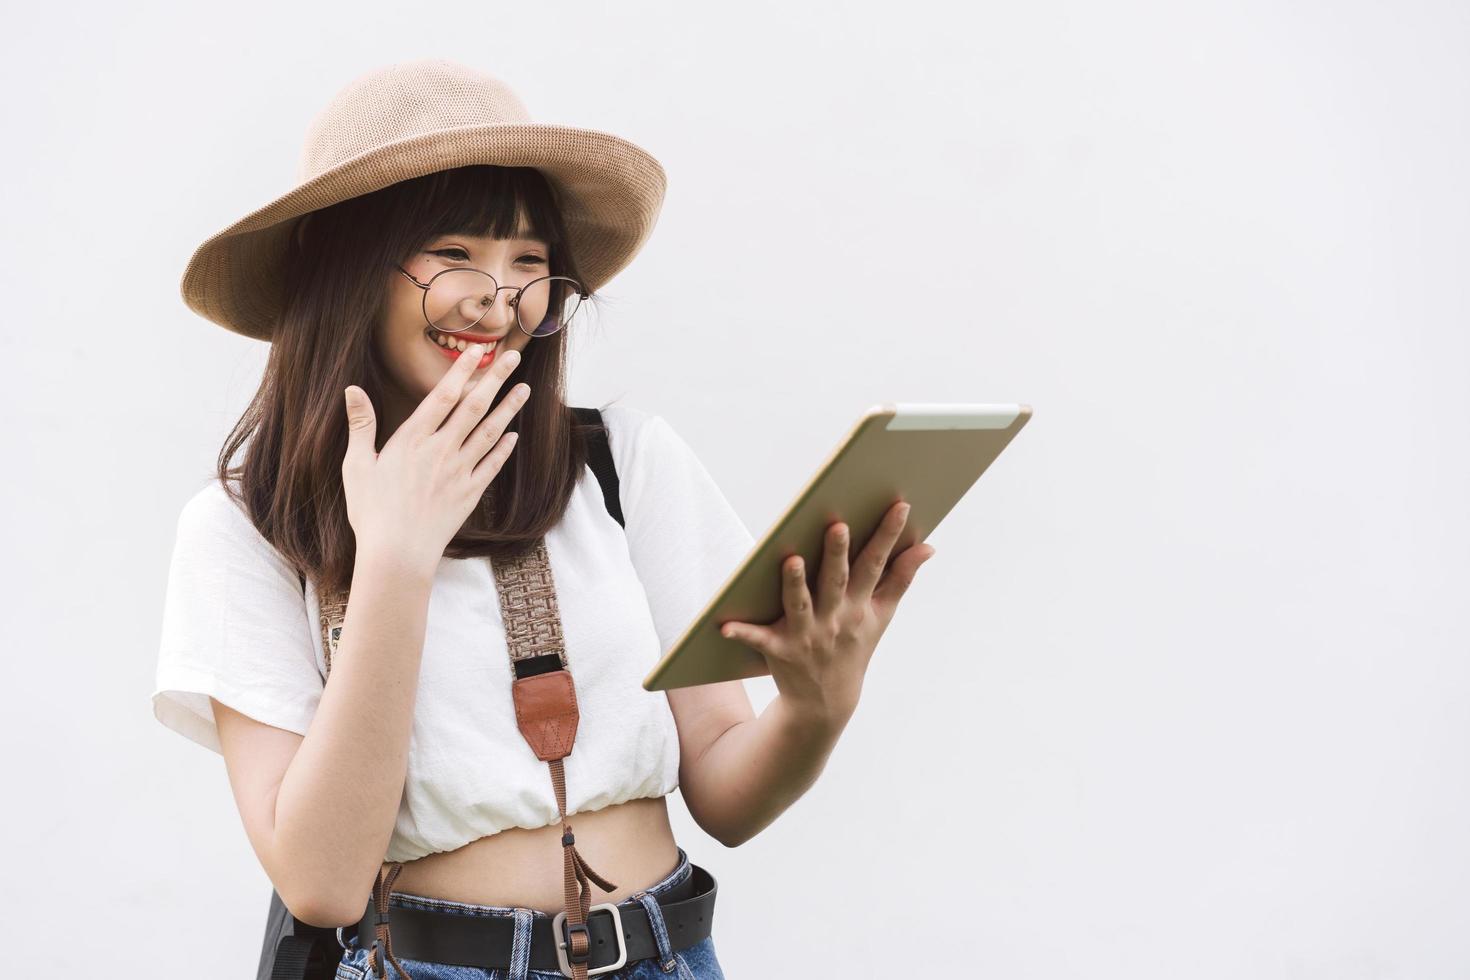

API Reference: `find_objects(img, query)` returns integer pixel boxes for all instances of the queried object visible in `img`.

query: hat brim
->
[180,123,666,341]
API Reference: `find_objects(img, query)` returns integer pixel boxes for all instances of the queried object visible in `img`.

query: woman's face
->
[377,230,546,426]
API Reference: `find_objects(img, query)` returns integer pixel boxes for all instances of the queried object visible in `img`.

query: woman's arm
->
[693,502,935,847]
[679,694,848,848]
[215,548,435,927]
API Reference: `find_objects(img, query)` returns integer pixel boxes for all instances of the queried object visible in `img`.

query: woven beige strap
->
[318,586,348,678]
[491,539,570,669]
[491,538,615,980]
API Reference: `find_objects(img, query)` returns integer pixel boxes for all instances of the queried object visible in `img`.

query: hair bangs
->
[403,166,568,264]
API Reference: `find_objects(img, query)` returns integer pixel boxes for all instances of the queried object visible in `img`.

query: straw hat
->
[180,59,667,341]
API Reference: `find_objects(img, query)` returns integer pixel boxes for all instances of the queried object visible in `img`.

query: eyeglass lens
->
[424,270,583,337]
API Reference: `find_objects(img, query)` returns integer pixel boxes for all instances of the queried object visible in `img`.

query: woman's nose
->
[457,285,516,332]
[486,286,521,332]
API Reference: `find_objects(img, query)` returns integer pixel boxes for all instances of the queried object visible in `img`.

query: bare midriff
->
[381,795,681,915]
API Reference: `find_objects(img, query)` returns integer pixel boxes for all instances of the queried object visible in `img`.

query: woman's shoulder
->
[590,400,657,434]
[588,401,726,493]
[588,401,661,464]
[172,477,281,563]
[177,476,247,529]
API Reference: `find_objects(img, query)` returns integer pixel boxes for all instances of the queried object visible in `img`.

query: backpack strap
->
[572,406,624,528]
[259,888,335,980]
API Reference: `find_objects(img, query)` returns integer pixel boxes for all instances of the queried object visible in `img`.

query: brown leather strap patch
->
[511,670,580,761]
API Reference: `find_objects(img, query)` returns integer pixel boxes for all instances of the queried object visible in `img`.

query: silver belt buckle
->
[553,903,628,977]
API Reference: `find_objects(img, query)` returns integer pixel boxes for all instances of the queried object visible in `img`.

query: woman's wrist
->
[353,543,439,589]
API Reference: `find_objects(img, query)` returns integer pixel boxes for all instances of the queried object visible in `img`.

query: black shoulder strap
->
[260,888,335,980]
[572,405,625,528]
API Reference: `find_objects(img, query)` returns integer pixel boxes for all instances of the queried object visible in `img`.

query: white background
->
[3,1,1467,977]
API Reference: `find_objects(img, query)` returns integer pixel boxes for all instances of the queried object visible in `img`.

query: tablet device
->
[642,402,1032,691]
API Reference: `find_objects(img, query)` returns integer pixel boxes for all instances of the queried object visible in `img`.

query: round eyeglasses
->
[394,264,588,338]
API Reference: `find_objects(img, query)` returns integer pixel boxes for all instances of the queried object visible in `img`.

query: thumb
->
[343,386,377,462]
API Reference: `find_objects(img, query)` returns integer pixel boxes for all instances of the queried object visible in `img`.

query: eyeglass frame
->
[393,263,590,338]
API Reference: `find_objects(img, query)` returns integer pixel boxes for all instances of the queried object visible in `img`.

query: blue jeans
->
[334,846,724,980]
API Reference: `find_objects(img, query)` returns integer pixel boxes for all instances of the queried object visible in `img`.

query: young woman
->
[153,60,934,980]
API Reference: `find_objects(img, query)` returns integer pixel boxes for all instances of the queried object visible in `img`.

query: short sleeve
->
[151,481,324,754]
[604,406,755,656]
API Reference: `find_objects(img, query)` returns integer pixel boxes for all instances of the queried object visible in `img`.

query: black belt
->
[349,863,717,977]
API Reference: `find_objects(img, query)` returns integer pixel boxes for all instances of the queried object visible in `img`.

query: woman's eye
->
[431,248,543,265]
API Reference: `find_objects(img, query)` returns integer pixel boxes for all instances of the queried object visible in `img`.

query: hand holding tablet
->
[642,402,1032,693]
[718,496,933,723]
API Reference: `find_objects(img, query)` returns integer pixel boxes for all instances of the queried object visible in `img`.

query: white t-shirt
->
[151,404,753,863]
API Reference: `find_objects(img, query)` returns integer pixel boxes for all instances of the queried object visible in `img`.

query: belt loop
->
[507,907,535,980]
[632,890,682,975]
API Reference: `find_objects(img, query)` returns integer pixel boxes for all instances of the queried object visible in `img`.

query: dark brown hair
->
[216,165,607,597]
